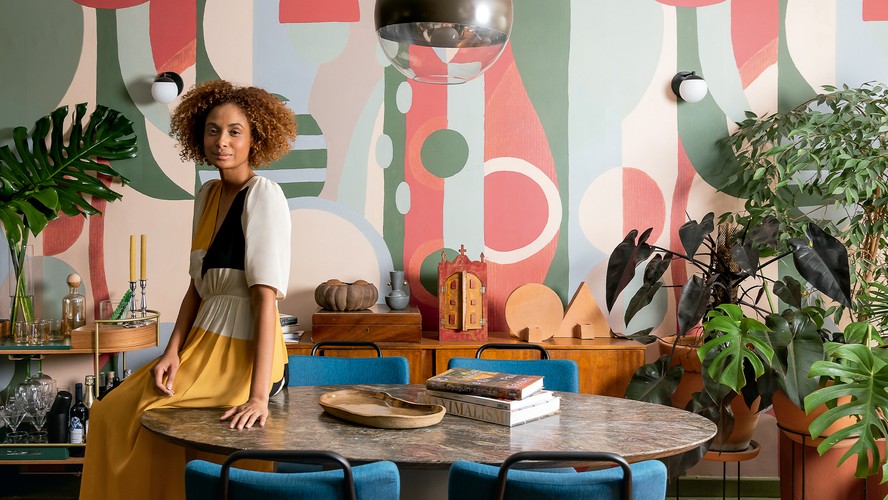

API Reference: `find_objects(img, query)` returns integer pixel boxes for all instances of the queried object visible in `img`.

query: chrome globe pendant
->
[375,0,513,85]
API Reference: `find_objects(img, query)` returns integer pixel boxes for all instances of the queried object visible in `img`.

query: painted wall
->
[1,0,887,479]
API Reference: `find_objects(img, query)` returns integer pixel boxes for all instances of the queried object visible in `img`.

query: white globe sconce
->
[671,71,708,103]
[151,72,184,104]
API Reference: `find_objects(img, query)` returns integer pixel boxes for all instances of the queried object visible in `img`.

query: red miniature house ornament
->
[438,245,488,341]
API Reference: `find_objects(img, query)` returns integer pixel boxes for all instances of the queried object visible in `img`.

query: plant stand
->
[777,424,887,499]
[703,440,761,500]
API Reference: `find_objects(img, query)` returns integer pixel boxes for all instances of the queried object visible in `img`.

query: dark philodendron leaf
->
[765,309,825,407]
[788,223,852,307]
[746,216,780,247]
[643,254,673,284]
[624,355,683,405]
[677,275,714,337]
[614,327,658,345]
[624,282,662,326]
[773,277,803,310]
[678,212,715,257]
[731,242,760,277]
[605,228,653,311]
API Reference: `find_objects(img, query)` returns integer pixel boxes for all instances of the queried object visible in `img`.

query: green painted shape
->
[196,0,222,84]
[280,183,324,199]
[0,1,82,133]
[512,0,570,302]
[676,8,735,194]
[420,247,458,295]
[420,129,469,179]
[382,67,407,271]
[271,149,328,169]
[777,0,815,113]
[95,10,191,201]
[296,114,323,135]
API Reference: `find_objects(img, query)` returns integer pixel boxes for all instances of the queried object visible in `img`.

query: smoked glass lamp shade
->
[375,0,513,85]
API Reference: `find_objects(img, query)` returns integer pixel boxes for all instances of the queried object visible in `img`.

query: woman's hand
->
[221,397,269,429]
[151,351,180,396]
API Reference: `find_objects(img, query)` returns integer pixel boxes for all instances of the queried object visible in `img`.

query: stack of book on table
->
[419,367,561,427]
[280,313,303,342]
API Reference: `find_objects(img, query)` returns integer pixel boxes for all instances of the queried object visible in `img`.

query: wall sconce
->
[374,0,513,85]
[671,71,708,103]
[151,72,184,104]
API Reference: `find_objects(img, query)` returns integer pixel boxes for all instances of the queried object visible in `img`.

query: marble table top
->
[141,384,716,468]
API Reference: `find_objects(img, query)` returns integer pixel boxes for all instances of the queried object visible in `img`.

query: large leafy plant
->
[722,82,888,328]
[607,213,851,421]
[0,103,137,324]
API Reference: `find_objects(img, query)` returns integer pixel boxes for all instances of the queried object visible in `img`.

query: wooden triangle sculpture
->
[554,281,609,339]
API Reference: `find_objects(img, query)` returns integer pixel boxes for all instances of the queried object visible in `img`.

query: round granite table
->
[141,384,715,468]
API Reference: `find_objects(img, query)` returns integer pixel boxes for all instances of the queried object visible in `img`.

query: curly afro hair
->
[169,80,297,168]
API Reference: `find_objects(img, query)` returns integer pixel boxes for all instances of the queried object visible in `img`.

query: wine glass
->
[2,395,29,442]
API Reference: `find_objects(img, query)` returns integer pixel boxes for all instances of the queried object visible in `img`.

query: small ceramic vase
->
[385,271,410,310]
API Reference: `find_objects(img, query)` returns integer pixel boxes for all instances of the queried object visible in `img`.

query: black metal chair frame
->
[310,340,383,357]
[220,449,356,500]
[475,343,551,360]
[495,451,632,500]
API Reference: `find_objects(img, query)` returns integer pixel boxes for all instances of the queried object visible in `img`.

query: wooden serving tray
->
[71,321,159,352]
[318,389,445,429]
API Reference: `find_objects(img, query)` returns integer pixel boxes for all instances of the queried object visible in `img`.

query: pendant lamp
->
[375,0,513,85]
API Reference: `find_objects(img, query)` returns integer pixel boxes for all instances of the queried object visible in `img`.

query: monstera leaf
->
[0,103,137,325]
[0,103,137,247]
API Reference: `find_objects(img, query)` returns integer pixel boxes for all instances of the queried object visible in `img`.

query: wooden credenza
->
[286,332,645,397]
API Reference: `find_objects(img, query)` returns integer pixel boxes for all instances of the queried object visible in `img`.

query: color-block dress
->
[80,176,291,500]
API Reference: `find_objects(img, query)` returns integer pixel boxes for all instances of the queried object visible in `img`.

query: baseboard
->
[667,476,780,498]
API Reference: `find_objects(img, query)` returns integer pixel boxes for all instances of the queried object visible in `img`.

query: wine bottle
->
[98,371,116,400]
[69,383,89,445]
[84,375,96,409]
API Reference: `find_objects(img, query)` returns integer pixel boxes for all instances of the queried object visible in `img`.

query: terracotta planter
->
[772,389,855,447]
[710,396,760,452]
[658,333,761,452]
[657,334,702,410]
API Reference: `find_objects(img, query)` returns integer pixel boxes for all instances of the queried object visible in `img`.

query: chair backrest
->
[288,356,410,386]
[447,451,667,500]
[475,343,550,360]
[311,341,383,357]
[185,449,400,500]
[447,357,580,393]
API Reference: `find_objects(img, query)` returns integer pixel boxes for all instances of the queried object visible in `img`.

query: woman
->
[80,80,297,499]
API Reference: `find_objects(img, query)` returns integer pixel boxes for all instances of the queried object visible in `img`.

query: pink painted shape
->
[280,0,360,23]
[88,175,111,321]
[73,0,146,7]
[864,0,888,20]
[484,170,548,252]
[403,82,447,332]
[622,167,665,245]
[732,0,778,88]
[43,216,85,257]
[656,0,726,6]
[482,45,558,334]
[150,0,196,74]
[669,140,697,317]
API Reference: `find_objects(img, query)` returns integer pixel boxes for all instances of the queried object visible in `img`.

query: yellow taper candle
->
[140,234,147,280]
[129,235,136,282]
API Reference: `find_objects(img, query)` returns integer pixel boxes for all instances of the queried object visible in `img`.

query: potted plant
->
[606,212,851,452]
[721,82,888,330]
[804,321,888,481]
[0,103,137,325]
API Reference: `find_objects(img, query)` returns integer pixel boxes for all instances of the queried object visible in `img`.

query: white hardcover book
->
[419,391,561,427]
[424,389,555,411]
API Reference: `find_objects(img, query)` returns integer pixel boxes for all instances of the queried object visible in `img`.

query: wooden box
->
[311,305,422,343]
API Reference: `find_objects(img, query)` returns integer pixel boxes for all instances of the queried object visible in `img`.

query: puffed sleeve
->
[242,177,291,299]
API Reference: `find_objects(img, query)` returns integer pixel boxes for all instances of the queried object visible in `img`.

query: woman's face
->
[203,103,252,173]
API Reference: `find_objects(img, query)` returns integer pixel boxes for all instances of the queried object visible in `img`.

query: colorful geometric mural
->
[1,2,887,419]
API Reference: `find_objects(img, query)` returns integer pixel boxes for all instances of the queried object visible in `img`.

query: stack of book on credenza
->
[419,367,561,427]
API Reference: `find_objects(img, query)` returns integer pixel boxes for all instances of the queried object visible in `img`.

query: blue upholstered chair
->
[447,344,580,393]
[288,340,410,386]
[185,449,399,500]
[447,451,667,500]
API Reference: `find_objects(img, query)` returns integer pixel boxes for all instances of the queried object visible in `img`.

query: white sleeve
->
[242,177,291,300]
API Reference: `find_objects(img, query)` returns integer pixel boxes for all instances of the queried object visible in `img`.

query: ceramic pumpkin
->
[314,279,379,311]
